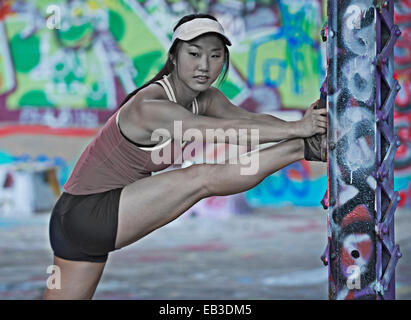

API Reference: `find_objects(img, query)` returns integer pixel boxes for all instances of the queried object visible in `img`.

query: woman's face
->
[173,34,225,92]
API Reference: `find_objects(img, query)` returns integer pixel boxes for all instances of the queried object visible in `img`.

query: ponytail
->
[117,57,174,109]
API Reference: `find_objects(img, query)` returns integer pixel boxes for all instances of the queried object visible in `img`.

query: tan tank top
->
[63,75,199,195]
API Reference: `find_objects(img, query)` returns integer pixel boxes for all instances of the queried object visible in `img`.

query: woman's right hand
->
[297,100,327,138]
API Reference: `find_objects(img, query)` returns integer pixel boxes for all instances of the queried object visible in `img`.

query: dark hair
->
[117,13,230,109]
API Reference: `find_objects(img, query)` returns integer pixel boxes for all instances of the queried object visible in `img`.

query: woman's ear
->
[169,54,176,67]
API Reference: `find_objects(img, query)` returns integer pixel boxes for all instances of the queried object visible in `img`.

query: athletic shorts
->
[49,188,123,263]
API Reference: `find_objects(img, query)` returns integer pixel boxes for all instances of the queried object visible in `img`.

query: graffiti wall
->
[0,0,325,123]
[0,0,409,211]
[393,0,411,207]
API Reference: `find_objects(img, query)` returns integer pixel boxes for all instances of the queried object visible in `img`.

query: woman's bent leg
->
[43,255,106,300]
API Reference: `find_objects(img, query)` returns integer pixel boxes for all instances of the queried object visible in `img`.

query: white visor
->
[171,18,232,47]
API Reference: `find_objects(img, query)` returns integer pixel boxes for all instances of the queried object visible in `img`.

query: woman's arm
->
[203,87,327,140]
[134,90,326,146]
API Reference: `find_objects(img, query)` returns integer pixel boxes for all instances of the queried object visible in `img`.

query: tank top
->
[63,75,199,195]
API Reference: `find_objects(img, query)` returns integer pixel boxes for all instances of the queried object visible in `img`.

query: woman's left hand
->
[297,100,327,138]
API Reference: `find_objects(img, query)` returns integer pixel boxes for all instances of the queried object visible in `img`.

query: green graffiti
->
[56,22,94,48]
[132,51,163,87]
[19,90,55,107]
[109,10,125,42]
[86,82,107,108]
[219,80,241,100]
[63,71,82,86]
[1,0,326,117]
[9,35,40,73]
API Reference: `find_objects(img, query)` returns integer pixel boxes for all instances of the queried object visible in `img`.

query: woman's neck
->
[167,73,198,110]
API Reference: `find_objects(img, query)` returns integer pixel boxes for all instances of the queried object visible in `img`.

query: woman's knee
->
[184,163,216,197]
[187,162,264,197]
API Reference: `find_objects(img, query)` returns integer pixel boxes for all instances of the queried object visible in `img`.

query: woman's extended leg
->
[115,138,304,248]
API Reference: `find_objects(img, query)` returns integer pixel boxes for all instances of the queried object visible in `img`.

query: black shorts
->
[49,188,123,263]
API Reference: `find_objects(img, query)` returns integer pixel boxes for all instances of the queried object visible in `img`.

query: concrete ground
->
[0,206,410,300]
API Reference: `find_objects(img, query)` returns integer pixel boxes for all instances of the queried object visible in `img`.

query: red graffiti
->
[341,233,373,271]
[289,160,311,180]
[356,238,372,261]
[204,196,229,209]
[394,1,411,110]
[341,204,372,228]
[393,27,410,66]
[0,0,15,21]
[0,125,98,137]
[341,247,356,267]
[395,76,410,109]
[178,242,229,252]
[394,112,411,171]
[345,290,355,300]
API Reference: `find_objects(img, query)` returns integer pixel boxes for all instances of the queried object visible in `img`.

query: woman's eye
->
[189,52,221,58]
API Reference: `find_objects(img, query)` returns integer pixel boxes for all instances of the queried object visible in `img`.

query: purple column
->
[322,0,401,300]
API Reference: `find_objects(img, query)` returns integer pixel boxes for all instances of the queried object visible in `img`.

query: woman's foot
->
[304,133,327,162]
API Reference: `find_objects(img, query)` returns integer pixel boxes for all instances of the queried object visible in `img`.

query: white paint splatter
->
[262,268,328,287]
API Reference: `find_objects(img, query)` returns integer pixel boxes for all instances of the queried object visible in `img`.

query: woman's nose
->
[198,56,209,71]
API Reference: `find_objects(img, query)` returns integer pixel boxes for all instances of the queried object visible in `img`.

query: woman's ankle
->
[296,138,305,161]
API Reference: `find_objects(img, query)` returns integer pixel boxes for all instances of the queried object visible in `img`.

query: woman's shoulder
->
[197,86,226,113]
[136,82,168,102]
[199,87,228,114]
[200,86,225,103]
[118,83,166,128]
[122,83,168,114]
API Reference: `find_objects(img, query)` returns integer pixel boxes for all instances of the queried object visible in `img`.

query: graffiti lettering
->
[46,5,61,30]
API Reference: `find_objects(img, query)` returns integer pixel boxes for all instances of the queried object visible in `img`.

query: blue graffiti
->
[247,0,323,94]
[0,151,71,187]
[245,161,327,207]
[262,58,288,87]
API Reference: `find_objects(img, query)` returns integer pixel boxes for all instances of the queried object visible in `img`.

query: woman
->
[43,13,327,300]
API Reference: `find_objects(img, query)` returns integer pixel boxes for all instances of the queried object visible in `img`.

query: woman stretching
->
[43,13,327,300]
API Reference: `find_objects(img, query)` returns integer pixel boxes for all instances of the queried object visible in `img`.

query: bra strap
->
[192,98,199,114]
[162,75,177,103]
[158,75,199,115]
[155,78,175,102]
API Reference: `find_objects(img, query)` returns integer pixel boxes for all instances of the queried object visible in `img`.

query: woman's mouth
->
[194,76,209,83]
